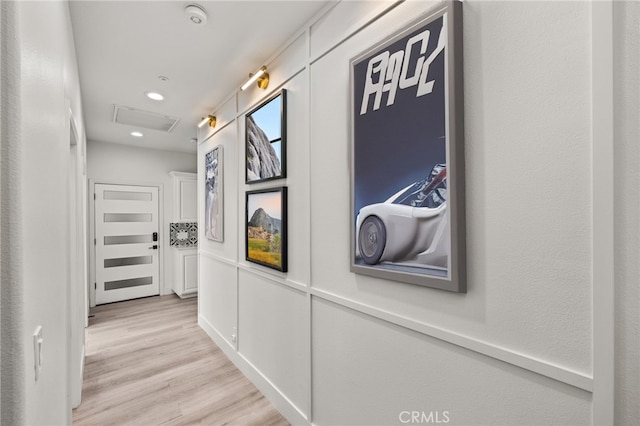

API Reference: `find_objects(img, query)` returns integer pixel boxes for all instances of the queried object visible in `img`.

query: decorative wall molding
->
[200,250,308,293]
[198,314,310,425]
[591,0,616,423]
[310,288,594,393]
[237,263,308,294]
[309,0,402,66]
[201,249,594,393]
[197,1,607,424]
[199,249,238,267]
[199,116,236,145]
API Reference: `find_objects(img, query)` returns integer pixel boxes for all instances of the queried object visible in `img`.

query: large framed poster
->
[350,2,466,292]
[205,145,223,242]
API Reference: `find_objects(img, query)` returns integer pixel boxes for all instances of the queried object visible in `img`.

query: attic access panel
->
[112,105,180,132]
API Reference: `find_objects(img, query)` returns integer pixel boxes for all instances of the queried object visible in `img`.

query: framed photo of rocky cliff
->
[245,187,287,272]
[245,89,287,184]
[205,145,223,242]
[350,2,466,292]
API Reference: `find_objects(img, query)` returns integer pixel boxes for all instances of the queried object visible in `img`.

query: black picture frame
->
[349,2,466,292]
[245,186,288,272]
[245,89,287,184]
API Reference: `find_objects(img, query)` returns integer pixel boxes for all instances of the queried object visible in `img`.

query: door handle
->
[148,245,158,250]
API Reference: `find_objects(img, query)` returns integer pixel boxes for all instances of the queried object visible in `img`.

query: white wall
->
[87,140,196,298]
[196,1,636,425]
[613,1,640,425]
[64,0,90,410]
[1,0,88,423]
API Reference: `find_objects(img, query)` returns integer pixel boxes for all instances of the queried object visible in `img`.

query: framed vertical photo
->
[245,89,287,184]
[350,2,466,292]
[245,187,287,272]
[205,145,223,242]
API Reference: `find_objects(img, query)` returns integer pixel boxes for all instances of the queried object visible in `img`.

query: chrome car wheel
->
[359,216,386,265]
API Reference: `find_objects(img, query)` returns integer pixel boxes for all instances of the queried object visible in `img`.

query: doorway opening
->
[92,183,161,305]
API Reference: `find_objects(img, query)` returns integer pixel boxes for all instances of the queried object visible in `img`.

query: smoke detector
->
[185,4,207,25]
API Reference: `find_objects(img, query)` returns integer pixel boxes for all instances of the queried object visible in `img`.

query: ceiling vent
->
[112,105,180,132]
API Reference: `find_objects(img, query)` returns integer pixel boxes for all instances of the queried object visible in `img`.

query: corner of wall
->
[0,1,26,423]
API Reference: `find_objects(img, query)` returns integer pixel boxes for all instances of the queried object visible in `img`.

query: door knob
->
[148,245,158,250]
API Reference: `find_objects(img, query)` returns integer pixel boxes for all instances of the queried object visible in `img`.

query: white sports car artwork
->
[355,164,449,272]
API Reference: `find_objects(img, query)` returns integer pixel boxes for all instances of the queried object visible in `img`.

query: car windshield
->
[393,164,447,208]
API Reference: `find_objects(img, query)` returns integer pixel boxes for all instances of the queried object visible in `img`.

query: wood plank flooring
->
[72,295,289,426]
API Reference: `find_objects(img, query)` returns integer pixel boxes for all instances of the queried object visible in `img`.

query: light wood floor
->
[72,295,289,426]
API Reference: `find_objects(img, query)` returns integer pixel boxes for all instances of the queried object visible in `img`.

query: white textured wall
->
[613,2,640,425]
[311,0,592,370]
[312,299,590,426]
[87,140,196,297]
[1,0,88,423]
[309,1,592,423]
[195,1,635,425]
[1,2,25,423]
[198,117,239,350]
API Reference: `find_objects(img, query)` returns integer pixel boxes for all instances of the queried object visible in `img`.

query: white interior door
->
[95,184,160,304]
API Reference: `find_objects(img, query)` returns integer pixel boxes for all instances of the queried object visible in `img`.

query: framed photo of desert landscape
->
[204,145,223,242]
[349,2,466,292]
[245,89,287,184]
[245,187,287,272]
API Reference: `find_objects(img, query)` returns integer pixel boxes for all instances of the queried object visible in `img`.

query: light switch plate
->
[33,325,43,381]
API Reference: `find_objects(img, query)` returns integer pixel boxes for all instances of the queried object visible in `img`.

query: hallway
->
[2,1,638,424]
[72,296,288,426]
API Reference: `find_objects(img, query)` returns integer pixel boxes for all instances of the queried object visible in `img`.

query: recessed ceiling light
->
[131,131,143,137]
[145,92,164,101]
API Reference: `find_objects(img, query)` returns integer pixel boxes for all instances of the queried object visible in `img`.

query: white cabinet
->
[177,251,198,296]
[169,171,198,298]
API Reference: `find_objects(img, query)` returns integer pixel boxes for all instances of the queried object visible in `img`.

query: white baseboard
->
[71,344,85,409]
[198,314,310,425]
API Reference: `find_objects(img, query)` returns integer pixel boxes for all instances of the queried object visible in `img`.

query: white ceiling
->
[69,0,330,154]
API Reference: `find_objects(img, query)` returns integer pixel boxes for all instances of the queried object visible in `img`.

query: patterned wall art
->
[170,222,198,248]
